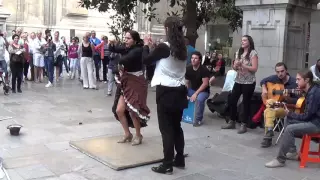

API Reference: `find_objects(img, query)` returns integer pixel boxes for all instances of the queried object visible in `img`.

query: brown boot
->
[237,124,247,134]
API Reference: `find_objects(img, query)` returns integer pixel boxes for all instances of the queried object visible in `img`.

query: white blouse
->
[151,42,187,87]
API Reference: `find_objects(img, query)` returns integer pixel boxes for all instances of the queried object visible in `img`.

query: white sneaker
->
[45,82,53,88]
[286,152,299,160]
[265,159,285,168]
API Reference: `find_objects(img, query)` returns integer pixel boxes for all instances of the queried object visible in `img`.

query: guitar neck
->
[273,89,298,95]
[272,103,296,109]
[285,104,296,109]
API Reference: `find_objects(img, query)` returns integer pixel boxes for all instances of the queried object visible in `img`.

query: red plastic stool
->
[299,133,320,168]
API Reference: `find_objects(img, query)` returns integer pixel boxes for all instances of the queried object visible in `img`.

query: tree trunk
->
[185,0,198,47]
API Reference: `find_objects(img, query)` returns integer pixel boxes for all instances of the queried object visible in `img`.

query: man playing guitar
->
[260,62,298,148]
[265,70,320,168]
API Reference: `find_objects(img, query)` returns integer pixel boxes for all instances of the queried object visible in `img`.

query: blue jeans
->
[0,60,8,75]
[44,56,54,83]
[60,56,69,75]
[188,89,209,122]
[93,55,101,80]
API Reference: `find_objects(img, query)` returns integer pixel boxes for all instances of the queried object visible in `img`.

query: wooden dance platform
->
[69,135,163,170]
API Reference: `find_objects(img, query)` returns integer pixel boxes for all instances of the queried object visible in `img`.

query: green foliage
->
[79,0,243,44]
[166,0,217,29]
[107,14,136,41]
[80,0,160,40]
[216,0,243,32]
[158,0,242,32]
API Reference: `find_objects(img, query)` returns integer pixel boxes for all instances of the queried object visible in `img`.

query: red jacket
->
[95,41,107,60]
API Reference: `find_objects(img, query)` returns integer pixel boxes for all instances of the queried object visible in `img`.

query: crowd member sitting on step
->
[265,70,320,168]
[185,51,210,127]
[260,62,298,148]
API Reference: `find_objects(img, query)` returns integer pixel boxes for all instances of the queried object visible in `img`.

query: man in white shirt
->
[33,30,46,82]
[310,59,320,82]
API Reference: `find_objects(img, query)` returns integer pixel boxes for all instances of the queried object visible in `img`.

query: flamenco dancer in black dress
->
[142,16,188,174]
[110,30,150,146]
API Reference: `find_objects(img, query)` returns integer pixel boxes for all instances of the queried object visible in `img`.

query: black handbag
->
[10,53,24,63]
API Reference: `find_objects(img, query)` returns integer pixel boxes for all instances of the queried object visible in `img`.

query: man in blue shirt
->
[260,62,298,148]
[184,36,196,66]
[89,31,102,81]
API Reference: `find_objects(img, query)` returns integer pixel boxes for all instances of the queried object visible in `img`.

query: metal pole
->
[0,157,11,180]
[3,167,11,180]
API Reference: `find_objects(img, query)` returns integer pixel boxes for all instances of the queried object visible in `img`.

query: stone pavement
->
[0,79,319,180]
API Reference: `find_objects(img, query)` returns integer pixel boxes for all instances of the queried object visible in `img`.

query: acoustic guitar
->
[253,82,305,123]
[262,82,284,105]
[272,89,305,113]
[268,100,304,112]
[262,82,305,112]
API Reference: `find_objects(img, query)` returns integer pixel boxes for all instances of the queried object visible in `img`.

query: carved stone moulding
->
[236,0,320,8]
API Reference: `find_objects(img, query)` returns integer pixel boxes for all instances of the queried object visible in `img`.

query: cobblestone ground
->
[0,78,319,180]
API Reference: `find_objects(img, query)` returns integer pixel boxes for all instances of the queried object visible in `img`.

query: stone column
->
[309,4,320,66]
[0,0,10,31]
[235,0,319,86]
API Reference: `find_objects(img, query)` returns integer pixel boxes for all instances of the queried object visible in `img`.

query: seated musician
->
[185,51,210,127]
[265,70,320,168]
[260,62,298,148]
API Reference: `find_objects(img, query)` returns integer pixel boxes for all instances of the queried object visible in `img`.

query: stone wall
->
[309,9,320,66]
[2,0,113,41]
[235,0,319,87]
[2,0,206,52]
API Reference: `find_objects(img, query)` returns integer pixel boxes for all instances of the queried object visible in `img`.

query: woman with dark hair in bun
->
[109,30,150,146]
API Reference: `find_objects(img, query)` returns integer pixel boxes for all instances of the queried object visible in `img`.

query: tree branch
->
[79,0,243,46]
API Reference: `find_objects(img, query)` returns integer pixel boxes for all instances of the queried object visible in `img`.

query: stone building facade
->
[232,0,320,86]
[135,0,206,53]
[0,0,116,40]
[0,0,206,52]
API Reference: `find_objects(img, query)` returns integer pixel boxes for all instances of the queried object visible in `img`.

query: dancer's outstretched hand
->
[144,35,152,46]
